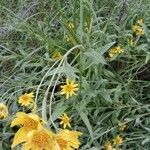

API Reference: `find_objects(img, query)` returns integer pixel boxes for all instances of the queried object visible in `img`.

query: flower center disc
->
[65,85,73,92]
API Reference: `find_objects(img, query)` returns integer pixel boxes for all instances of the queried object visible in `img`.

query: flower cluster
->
[11,112,82,150]
[10,79,81,150]
[108,46,124,58]
[103,121,127,150]
[128,19,144,47]
[103,135,123,150]
[132,19,144,36]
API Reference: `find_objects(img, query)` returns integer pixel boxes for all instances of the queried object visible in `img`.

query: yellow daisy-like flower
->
[68,22,75,29]
[59,113,71,129]
[132,25,144,36]
[11,112,42,148]
[113,135,123,145]
[18,92,34,107]
[128,39,134,46]
[103,141,113,150]
[52,51,62,60]
[118,122,127,132]
[109,46,124,58]
[54,129,82,150]
[0,103,8,119]
[23,127,55,150]
[60,79,79,99]
[137,19,143,26]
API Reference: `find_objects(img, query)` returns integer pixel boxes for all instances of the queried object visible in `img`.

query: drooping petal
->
[11,118,23,127]
[11,127,28,148]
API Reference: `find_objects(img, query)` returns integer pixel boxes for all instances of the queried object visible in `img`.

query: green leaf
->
[84,51,106,65]
[99,42,116,55]
[63,63,78,80]
[50,101,68,124]
[78,111,94,140]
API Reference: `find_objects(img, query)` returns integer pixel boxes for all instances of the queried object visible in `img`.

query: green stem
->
[79,0,84,96]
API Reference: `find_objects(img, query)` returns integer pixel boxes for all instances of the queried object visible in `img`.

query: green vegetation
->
[0,0,150,149]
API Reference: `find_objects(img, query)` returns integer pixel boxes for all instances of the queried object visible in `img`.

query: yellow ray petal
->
[71,80,75,84]
[11,118,23,127]
[11,127,28,148]
[66,93,69,99]
[66,79,69,85]
[28,92,34,97]
[72,84,78,87]
[16,112,26,117]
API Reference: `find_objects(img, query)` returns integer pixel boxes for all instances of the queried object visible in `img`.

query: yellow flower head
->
[11,112,43,148]
[137,19,143,26]
[132,25,144,36]
[59,113,71,129]
[0,103,8,119]
[55,129,82,150]
[113,135,123,145]
[23,127,55,150]
[68,22,75,29]
[18,92,34,107]
[109,46,124,58]
[52,51,62,60]
[64,34,71,42]
[104,141,113,150]
[60,79,79,99]
[128,39,134,46]
[118,122,127,132]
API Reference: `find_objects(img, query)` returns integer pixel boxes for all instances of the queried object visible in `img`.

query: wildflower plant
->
[0,0,150,150]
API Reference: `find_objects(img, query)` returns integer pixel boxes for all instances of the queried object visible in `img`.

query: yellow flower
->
[11,112,42,148]
[52,51,62,60]
[18,92,34,106]
[118,122,127,132]
[64,34,71,42]
[0,103,8,119]
[104,141,113,150]
[128,39,134,46]
[68,22,75,29]
[132,25,144,36]
[54,129,82,150]
[113,135,123,145]
[59,113,71,129]
[137,19,143,26]
[109,46,124,58]
[60,79,79,99]
[23,127,55,150]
